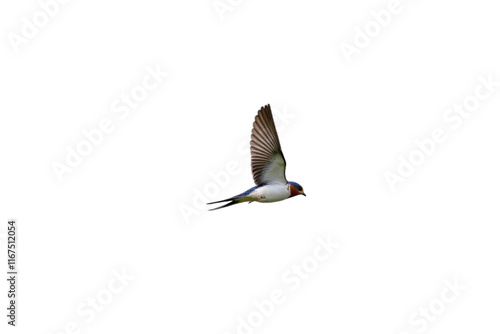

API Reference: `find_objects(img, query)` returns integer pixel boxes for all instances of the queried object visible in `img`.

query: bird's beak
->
[302,192,306,196]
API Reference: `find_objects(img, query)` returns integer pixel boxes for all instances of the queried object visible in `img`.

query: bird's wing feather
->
[250,105,287,185]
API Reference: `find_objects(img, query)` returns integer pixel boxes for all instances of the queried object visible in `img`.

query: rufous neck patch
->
[289,184,300,197]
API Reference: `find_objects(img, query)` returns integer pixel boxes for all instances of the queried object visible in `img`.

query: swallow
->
[207,104,305,211]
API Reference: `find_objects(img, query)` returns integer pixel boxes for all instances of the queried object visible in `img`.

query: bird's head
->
[288,181,306,197]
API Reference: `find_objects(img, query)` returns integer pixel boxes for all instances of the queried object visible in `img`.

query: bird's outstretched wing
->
[250,105,287,185]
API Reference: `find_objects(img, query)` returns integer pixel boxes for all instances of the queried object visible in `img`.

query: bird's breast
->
[252,184,291,202]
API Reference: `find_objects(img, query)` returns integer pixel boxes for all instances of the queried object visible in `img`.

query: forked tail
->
[207,197,249,211]
[207,186,258,211]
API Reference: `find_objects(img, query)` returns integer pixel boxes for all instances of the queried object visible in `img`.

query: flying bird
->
[207,105,305,211]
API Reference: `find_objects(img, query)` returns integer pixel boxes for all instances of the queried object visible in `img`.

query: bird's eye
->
[298,186,302,191]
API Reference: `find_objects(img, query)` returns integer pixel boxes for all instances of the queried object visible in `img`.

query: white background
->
[1,0,499,333]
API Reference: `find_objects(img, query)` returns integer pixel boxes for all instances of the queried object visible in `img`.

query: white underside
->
[248,183,290,203]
